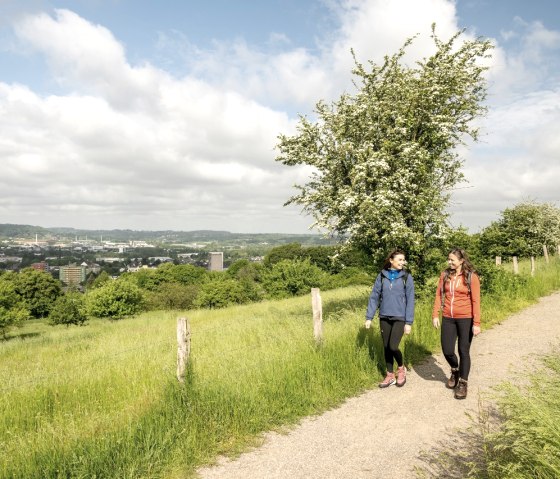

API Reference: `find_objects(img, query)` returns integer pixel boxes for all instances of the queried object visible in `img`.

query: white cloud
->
[1,1,559,234]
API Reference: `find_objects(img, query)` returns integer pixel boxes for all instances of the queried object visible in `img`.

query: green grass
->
[415,349,560,479]
[1,258,560,478]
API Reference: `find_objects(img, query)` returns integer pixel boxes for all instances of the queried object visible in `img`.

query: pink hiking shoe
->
[396,366,407,387]
[379,372,396,388]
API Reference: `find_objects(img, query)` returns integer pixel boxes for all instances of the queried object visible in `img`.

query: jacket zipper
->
[449,275,461,317]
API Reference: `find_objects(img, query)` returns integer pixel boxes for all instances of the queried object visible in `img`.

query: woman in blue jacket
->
[365,249,415,388]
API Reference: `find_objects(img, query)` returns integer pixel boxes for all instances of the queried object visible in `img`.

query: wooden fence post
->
[512,256,519,275]
[557,244,560,257]
[530,256,535,276]
[177,317,191,383]
[495,256,502,266]
[543,245,550,264]
[311,288,323,344]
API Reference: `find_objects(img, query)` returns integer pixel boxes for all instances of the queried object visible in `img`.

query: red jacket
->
[432,271,481,326]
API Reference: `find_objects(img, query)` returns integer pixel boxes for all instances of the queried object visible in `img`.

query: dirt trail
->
[196,292,560,479]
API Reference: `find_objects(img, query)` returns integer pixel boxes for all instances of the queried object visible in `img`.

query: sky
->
[0,0,559,234]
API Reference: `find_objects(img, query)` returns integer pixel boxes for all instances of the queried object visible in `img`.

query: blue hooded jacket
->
[365,269,415,324]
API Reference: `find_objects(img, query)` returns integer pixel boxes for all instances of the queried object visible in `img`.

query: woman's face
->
[389,254,406,270]
[448,253,464,271]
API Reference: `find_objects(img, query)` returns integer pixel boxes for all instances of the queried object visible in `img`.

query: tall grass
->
[1,259,559,478]
[416,349,560,479]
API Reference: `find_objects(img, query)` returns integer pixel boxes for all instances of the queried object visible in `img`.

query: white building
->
[208,252,224,271]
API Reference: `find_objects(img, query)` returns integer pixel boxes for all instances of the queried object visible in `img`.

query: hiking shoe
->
[454,379,468,400]
[379,372,396,388]
[396,366,407,387]
[447,368,460,389]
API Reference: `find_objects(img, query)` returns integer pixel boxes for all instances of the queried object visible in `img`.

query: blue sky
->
[0,0,559,234]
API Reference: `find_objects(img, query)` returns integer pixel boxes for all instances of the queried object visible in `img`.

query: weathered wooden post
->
[311,288,323,344]
[557,244,560,257]
[512,256,519,275]
[495,256,502,266]
[177,317,191,383]
[543,245,550,264]
[530,256,535,276]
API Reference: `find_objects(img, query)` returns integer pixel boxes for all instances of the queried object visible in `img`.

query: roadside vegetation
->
[1,257,559,478]
[416,346,560,479]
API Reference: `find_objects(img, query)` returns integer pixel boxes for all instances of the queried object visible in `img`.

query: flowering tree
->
[276,27,492,279]
[480,201,560,258]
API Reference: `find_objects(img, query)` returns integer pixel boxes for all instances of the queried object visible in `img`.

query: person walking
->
[432,248,481,400]
[365,249,415,388]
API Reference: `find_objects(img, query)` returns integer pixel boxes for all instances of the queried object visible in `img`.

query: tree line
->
[1,199,559,337]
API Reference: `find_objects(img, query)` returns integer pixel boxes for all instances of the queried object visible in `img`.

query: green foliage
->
[90,270,111,289]
[194,278,251,309]
[12,268,62,318]
[1,261,560,477]
[0,277,29,337]
[326,267,373,289]
[48,291,88,327]
[226,259,265,281]
[262,259,328,298]
[276,28,493,282]
[86,280,144,319]
[480,201,560,258]
[144,283,200,311]
[168,264,208,285]
[476,353,560,478]
[263,243,304,267]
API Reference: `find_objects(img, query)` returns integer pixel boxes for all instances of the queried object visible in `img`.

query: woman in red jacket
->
[432,248,481,400]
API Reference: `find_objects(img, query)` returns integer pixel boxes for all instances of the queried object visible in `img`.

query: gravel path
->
[196,292,560,479]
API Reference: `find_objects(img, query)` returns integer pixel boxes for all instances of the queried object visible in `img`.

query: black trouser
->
[379,317,405,373]
[441,317,473,380]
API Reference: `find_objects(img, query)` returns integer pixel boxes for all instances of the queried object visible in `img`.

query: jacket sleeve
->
[365,274,382,320]
[405,274,415,325]
[471,273,481,327]
[432,272,445,318]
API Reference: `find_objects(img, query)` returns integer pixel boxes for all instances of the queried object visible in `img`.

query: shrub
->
[262,259,328,299]
[144,283,200,311]
[86,280,144,319]
[326,267,373,289]
[0,276,30,337]
[49,291,88,327]
[194,278,250,309]
[12,268,62,318]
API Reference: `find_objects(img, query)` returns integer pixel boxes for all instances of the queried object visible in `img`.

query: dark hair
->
[383,249,406,270]
[446,248,476,274]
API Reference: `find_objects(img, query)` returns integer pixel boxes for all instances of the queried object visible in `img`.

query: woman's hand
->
[472,325,481,336]
[432,317,440,329]
[365,319,372,329]
[404,324,412,335]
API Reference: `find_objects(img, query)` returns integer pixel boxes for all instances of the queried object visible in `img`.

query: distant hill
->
[0,224,337,246]
[0,224,53,239]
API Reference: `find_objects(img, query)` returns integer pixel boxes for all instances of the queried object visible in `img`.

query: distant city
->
[0,223,337,284]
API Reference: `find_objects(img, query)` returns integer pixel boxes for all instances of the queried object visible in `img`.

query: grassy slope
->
[1,259,559,478]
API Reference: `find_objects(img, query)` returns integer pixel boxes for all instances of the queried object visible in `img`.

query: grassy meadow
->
[1,257,560,478]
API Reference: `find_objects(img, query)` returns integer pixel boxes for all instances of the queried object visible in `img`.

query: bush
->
[0,277,30,337]
[194,278,251,309]
[326,267,373,289]
[475,259,526,296]
[89,271,111,289]
[262,259,328,299]
[12,268,62,318]
[144,283,200,311]
[86,280,144,319]
[49,292,88,327]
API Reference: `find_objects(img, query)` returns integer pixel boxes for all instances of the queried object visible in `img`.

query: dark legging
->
[441,317,474,380]
[379,317,405,373]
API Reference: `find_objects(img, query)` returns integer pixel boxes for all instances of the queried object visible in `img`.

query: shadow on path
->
[410,353,448,383]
